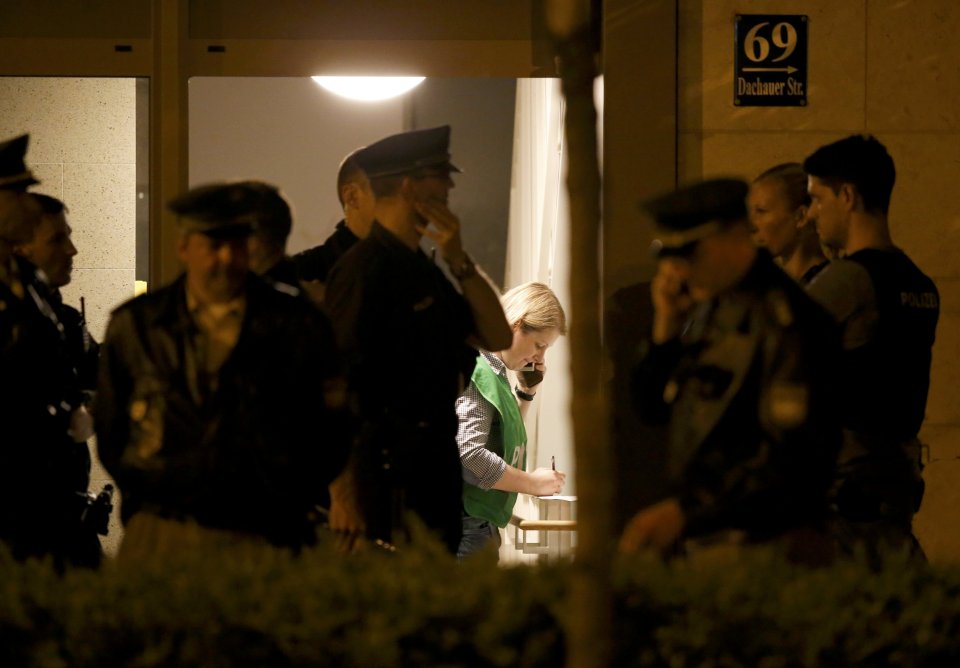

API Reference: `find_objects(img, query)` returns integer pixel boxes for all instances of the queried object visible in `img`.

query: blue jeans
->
[457,514,501,561]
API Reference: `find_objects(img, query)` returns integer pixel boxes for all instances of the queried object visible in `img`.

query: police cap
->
[168,182,260,238]
[643,178,748,255]
[354,125,461,180]
[235,180,292,243]
[0,134,39,190]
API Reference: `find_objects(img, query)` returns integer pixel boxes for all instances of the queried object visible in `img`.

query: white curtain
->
[500,78,574,562]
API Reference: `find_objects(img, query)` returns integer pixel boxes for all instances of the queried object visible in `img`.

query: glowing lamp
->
[311,76,426,101]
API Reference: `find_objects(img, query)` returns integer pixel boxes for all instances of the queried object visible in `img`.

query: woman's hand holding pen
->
[529,466,565,496]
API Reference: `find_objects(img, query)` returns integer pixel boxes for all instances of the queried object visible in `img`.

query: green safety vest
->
[462,355,527,528]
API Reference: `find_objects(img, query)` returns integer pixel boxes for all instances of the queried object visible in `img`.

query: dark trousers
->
[357,420,463,554]
[457,514,500,561]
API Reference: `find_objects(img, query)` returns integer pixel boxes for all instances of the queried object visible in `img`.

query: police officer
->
[619,178,842,556]
[325,126,512,553]
[16,194,100,396]
[13,193,103,566]
[94,182,350,558]
[233,179,334,306]
[0,135,97,567]
[239,181,302,288]
[292,149,376,286]
[805,135,939,559]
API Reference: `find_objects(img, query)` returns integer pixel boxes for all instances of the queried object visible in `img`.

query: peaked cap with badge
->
[168,182,264,238]
[644,178,749,255]
[354,125,461,180]
[0,134,40,190]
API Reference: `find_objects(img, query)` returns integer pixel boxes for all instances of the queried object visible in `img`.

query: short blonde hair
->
[753,162,810,211]
[501,282,567,335]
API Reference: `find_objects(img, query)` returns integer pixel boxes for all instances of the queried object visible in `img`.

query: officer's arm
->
[291,244,335,283]
[412,200,512,352]
[324,261,388,417]
[324,264,365,360]
[631,337,683,426]
[631,261,697,425]
[806,260,873,327]
[309,308,352,487]
[454,262,513,352]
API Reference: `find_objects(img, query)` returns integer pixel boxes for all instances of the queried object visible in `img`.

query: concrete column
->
[151,0,190,285]
[602,0,677,297]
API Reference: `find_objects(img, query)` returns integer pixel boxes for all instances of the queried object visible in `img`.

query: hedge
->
[2,531,959,667]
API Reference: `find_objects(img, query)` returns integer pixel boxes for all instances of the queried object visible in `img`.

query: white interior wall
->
[188,77,405,253]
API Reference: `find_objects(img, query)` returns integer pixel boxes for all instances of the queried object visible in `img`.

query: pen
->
[551,455,555,471]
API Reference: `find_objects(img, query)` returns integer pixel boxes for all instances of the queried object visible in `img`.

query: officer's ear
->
[341,182,360,211]
[838,183,858,212]
[794,204,810,229]
[11,239,33,260]
[10,220,38,258]
[399,175,418,202]
[176,230,191,262]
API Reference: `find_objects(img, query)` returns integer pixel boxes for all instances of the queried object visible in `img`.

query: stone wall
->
[0,76,136,555]
[678,0,960,561]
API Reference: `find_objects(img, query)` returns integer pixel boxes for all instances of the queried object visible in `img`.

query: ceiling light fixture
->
[311,76,426,101]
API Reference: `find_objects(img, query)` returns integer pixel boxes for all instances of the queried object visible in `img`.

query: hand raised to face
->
[414,199,464,263]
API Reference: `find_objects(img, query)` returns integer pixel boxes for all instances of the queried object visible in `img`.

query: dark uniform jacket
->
[633,251,842,540]
[325,222,475,552]
[292,220,359,283]
[49,290,100,393]
[818,249,939,442]
[809,248,939,523]
[0,258,92,562]
[93,274,350,548]
[52,290,102,566]
[605,281,671,531]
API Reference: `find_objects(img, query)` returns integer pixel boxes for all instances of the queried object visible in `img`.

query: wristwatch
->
[515,385,536,402]
[448,253,477,281]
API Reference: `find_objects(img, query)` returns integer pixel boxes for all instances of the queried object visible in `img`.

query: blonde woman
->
[748,162,829,285]
[455,282,567,559]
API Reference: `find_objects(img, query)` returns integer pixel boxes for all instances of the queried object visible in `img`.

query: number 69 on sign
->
[734,15,808,107]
